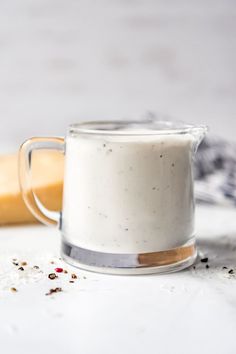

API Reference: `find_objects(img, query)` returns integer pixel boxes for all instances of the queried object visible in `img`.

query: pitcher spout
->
[191,125,208,155]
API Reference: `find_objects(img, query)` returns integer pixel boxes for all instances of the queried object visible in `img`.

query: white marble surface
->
[0,205,236,354]
[0,0,236,151]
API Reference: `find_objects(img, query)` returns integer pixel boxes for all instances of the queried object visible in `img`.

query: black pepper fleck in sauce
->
[106,148,113,155]
[99,212,108,218]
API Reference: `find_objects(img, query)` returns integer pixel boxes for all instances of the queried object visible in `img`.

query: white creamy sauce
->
[62,133,195,253]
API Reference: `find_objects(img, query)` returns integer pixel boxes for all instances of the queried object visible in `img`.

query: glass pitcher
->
[19,120,207,274]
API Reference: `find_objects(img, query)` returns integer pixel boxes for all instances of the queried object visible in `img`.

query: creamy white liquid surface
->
[62,133,195,254]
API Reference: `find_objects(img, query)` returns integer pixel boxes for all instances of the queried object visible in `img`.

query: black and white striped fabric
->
[195,136,236,206]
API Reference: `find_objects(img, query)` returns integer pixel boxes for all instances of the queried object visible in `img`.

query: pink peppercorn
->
[55,267,63,273]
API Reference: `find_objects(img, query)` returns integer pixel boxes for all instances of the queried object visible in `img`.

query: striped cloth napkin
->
[195,136,236,206]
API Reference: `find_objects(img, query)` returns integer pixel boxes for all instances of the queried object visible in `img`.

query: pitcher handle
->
[18,137,65,227]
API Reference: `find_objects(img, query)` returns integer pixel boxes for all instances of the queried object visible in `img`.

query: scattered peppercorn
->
[69,281,74,283]
[10,287,17,292]
[71,274,77,279]
[200,257,208,263]
[228,269,234,274]
[48,273,57,280]
[206,264,209,269]
[193,266,196,269]
[45,287,62,296]
[223,266,228,269]
[13,262,19,266]
[63,270,68,274]
[55,268,63,273]
[50,261,55,264]
[160,155,163,158]
[33,265,39,269]
[21,261,27,266]
[18,267,24,271]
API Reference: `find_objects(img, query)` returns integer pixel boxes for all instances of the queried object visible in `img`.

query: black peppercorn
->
[48,273,57,280]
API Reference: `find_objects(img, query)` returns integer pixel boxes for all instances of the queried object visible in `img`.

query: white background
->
[0,0,235,151]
